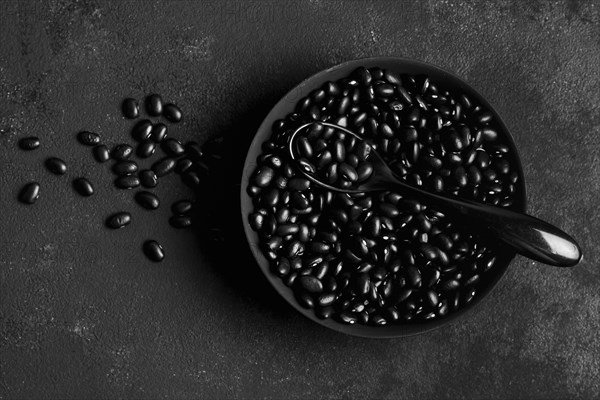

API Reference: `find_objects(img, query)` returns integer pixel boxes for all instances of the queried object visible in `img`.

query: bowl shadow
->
[189,103,293,314]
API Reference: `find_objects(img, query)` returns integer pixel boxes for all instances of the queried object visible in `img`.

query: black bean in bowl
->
[241,58,526,337]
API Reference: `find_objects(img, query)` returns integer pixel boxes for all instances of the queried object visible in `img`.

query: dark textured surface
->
[1,1,599,399]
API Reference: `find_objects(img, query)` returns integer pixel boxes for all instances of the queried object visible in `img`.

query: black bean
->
[139,170,158,188]
[374,83,395,97]
[419,243,438,261]
[132,119,153,141]
[150,123,168,143]
[494,159,511,175]
[398,86,412,104]
[440,279,460,292]
[474,150,490,169]
[353,274,370,295]
[465,274,480,286]
[467,165,482,185]
[145,94,163,116]
[183,171,201,188]
[163,103,182,122]
[45,157,67,175]
[407,141,420,165]
[111,144,133,160]
[405,265,421,287]
[316,150,333,168]
[288,178,310,191]
[93,145,110,162]
[135,191,160,210]
[297,136,313,159]
[18,136,40,150]
[73,178,94,196]
[106,212,132,229]
[425,291,439,308]
[477,111,493,124]
[161,138,185,156]
[143,240,164,262]
[152,157,176,177]
[249,213,264,231]
[170,216,192,228]
[77,131,100,146]
[421,155,442,170]
[122,98,139,119]
[113,161,138,175]
[114,175,140,189]
[339,163,358,182]
[136,140,156,158]
[333,140,346,162]
[184,141,204,160]
[19,182,40,204]
[277,224,299,236]
[298,275,323,293]
[254,167,274,187]
[171,200,192,216]
[480,127,497,141]
[275,258,291,277]
[173,158,192,174]
[290,191,309,209]
[453,166,468,187]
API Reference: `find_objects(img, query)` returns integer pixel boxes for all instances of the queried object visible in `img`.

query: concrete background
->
[1,0,599,398]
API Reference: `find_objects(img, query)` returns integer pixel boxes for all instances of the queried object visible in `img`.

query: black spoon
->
[288,121,582,267]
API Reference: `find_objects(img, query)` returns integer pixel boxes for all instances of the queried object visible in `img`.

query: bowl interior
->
[240,57,526,338]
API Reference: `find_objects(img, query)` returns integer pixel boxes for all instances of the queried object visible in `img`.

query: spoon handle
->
[391,182,582,267]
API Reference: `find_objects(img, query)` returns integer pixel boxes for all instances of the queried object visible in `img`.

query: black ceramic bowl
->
[240,57,526,338]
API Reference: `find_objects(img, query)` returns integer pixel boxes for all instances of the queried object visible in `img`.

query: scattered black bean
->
[169,216,192,228]
[114,175,140,189]
[106,212,132,229]
[145,94,163,116]
[137,140,156,158]
[93,145,110,163]
[135,191,160,210]
[77,131,100,146]
[19,182,40,204]
[122,98,139,119]
[132,119,153,141]
[150,123,168,143]
[19,137,40,150]
[139,170,158,188]
[152,157,176,177]
[175,158,193,174]
[111,144,133,160]
[73,178,94,196]
[172,200,193,215]
[112,161,138,176]
[161,138,185,156]
[185,141,203,159]
[143,240,164,262]
[163,103,182,122]
[45,157,67,175]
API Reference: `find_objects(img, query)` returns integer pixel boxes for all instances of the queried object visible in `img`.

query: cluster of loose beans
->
[16,94,206,262]
[247,66,521,326]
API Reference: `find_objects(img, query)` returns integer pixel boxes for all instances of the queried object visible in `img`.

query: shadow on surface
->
[189,101,292,314]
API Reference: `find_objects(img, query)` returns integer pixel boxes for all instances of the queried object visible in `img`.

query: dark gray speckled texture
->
[1,0,599,399]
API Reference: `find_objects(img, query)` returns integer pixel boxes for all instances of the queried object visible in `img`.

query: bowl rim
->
[240,56,527,338]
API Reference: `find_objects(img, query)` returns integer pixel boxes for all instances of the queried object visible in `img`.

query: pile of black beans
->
[294,123,374,188]
[16,94,208,263]
[247,66,521,326]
